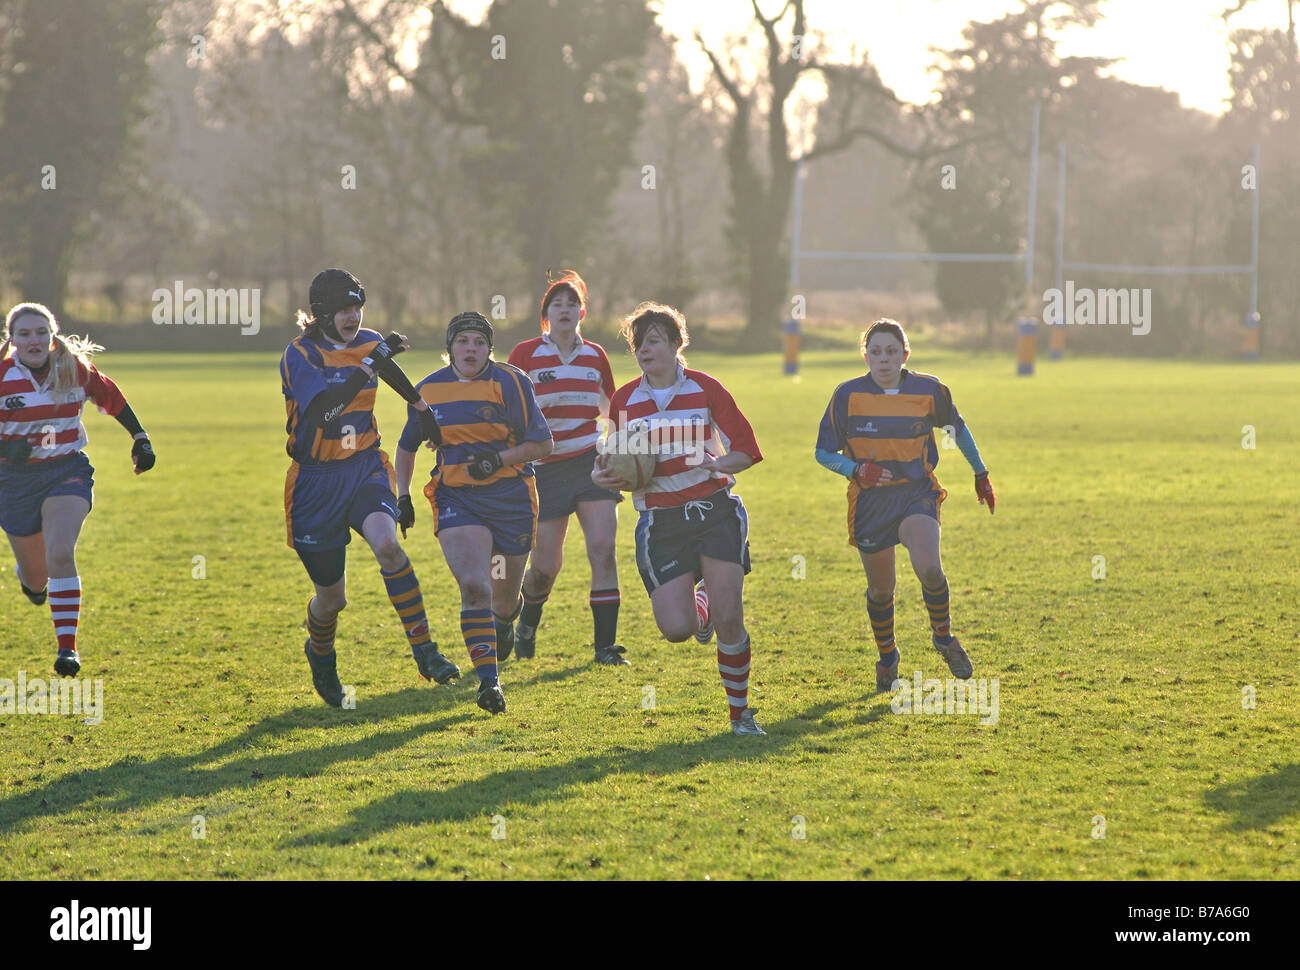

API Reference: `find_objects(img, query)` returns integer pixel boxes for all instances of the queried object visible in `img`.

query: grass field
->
[1,348,1297,880]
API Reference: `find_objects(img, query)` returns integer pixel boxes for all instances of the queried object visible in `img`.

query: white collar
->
[542,330,584,364]
[639,362,685,409]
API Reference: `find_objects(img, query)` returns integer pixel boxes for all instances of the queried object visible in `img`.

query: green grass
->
[1,349,1297,879]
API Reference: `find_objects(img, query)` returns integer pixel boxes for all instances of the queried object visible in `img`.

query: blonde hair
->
[3,302,105,395]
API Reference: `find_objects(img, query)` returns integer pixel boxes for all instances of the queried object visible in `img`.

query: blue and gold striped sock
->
[461,608,497,685]
[866,592,897,663]
[381,557,431,657]
[307,597,337,656]
[923,579,953,645]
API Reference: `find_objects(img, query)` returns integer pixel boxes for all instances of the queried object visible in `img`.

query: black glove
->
[363,332,407,367]
[132,436,155,474]
[397,494,415,538]
[466,450,503,481]
[1,438,32,465]
[417,407,443,447]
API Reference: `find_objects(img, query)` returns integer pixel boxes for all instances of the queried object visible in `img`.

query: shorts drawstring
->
[683,500,714,522]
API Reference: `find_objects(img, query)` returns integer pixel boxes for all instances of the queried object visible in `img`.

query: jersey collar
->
[542,330,584,365]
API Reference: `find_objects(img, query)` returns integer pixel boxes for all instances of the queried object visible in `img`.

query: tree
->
[698,0,938,347]
[0,0,161,316]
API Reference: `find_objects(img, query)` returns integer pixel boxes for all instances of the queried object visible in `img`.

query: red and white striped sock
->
[49,576,82,653]
[695,585,710,632]
[716,634,751,721]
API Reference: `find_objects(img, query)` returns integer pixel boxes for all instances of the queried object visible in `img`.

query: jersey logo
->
[862,421,877,433]
[4,395,26,409]
[475,405,498,423]
[586,370,599,382]
[536,370,557,383]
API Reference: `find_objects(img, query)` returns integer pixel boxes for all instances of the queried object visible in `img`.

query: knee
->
[587,541,615,568]
[528,567,556,595]
[866,584,894,605]
[917,565,946,589]
[661,622,696,644]
[374,538,404,571]
[315,591,347,616]
[45,547,76,575]
[460,578,492,607]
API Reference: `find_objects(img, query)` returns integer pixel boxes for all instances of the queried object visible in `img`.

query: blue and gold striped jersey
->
[280,328,385,464]
[816,369,964,488]
[399,361,552,489]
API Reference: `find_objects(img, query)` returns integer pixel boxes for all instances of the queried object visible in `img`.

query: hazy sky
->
[447,0,1291,116]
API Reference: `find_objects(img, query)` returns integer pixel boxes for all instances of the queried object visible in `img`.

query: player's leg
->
[648,572,700,642]
[358,509,458,683]
[516,516,567,658]
[7,531,48,604]
[576,498,622,662]
[490,549,529,661]
[438,524,505,712]
[697,554,763,732]
[298,547,348,707]
[40,495,90,677]
[859,545,902,691]
[899,512,971,679]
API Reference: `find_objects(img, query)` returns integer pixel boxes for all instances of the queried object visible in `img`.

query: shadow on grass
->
[0,661,592,837]
[291,699,858,847]
[1204,763,1300,831]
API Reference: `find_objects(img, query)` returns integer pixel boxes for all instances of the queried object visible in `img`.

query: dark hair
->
[860,318,909,356]
[540,270,588,333]
[620,302,689,363]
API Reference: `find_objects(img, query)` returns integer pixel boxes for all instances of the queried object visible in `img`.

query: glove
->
[132,436,156,474]
[975,470,995,514]
[417,406,443,447]
[466,450,503,481]
[854,459,888,488]
[1,438,32,465]
[363,332,407,367]
[397,494,415,538]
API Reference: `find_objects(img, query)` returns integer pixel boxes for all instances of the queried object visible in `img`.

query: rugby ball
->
[599,425,656,491]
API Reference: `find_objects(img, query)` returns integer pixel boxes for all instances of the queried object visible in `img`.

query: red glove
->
[855,459,888,488]
[975,471,995,514]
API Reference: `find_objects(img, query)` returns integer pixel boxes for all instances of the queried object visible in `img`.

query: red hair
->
[540,270,588,333]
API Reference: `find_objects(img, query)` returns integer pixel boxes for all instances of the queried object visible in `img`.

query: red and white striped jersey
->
[607,365,763,511]
[508,334,615,464]
[0,356,128,463]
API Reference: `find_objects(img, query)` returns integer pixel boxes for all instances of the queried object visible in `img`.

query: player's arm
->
[81,361,155,474]
[468,367,553,479]
[367,333,442,445]
[394,445,418,537]
[954,424,994,513]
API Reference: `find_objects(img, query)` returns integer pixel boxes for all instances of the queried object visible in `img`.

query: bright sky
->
[447,0,1291,116]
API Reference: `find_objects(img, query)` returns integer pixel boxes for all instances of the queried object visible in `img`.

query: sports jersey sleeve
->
[705,376,762,464]
[595,345,616,411]
[815,387,847,453]
[504,367,553,446]
[931,381,965,437]
[606,383,633,433]
[281,342,328,411]
[507,342,531,373]
[79,361,128,417]
[398,377,432,452]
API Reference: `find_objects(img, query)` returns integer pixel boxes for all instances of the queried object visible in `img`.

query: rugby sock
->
[923,578,954,645]
[461,608,498,685]
[590,587,620,648]
[306,597,337,655]
[695,585,710,632]
[381,557,431,656]
[717,634,751,722]
[48,576,81,653]
[866,592,897,664]
[493,597,522,643]
[518,587,548,637]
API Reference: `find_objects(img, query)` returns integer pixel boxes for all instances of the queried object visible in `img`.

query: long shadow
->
[0,661,596,836]
[0,686,473,836]
[291,699,866,846]
[1203,763,1300,831]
